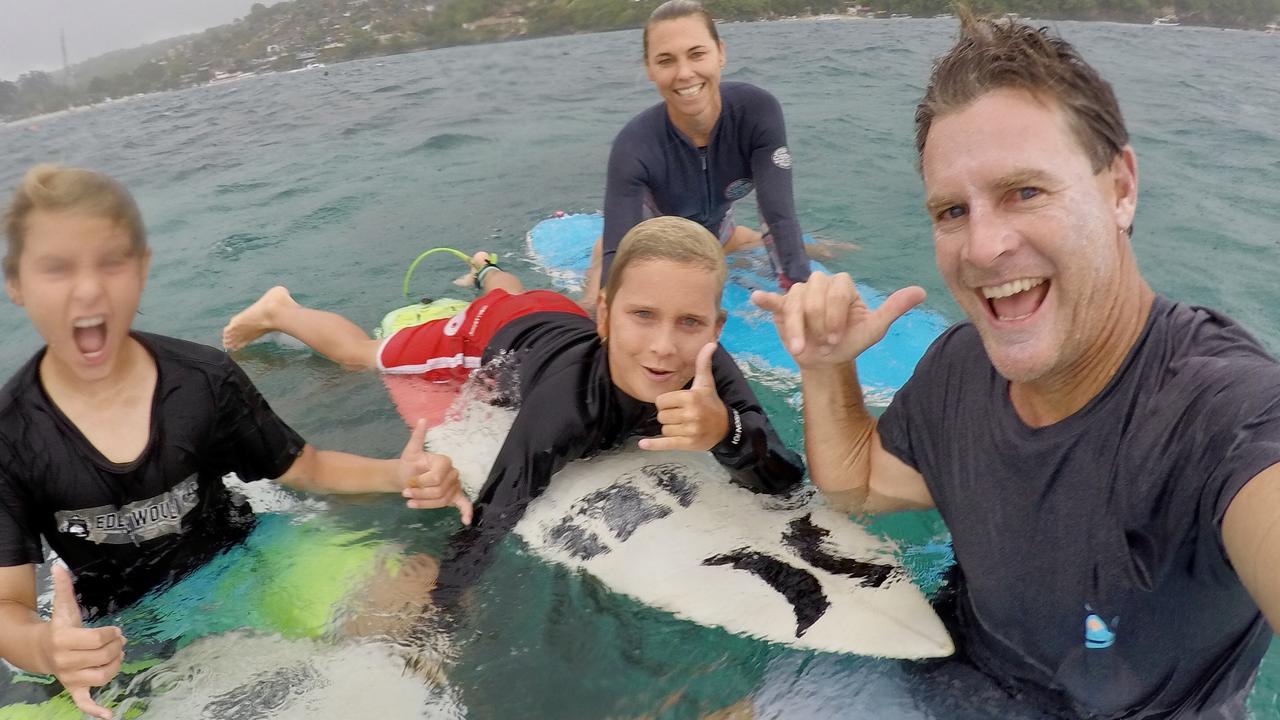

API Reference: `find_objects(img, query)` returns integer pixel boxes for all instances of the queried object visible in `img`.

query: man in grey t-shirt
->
[753,12,1278,719]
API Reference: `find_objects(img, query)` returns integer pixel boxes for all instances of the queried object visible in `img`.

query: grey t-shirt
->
[879,296,1277,718]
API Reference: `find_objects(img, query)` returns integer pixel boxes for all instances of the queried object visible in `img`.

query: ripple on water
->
[284,195,372,232]
[407,133,494,154]
[211,231,281,260]
[215,180,273,196]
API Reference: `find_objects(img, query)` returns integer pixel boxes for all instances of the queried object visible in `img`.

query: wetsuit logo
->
[771,146,793,170]
[724,178,754,201]
[1084,604,1118,649]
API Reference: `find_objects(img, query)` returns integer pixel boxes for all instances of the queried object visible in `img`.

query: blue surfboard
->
[526,213,950,402]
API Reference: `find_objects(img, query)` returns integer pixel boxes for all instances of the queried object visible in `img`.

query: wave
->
[210,231,279,260]
[285,194,370,231]
[214,181,272,196]
[408,133,493,153]
[268,185,319,203]
[171,161,240,183]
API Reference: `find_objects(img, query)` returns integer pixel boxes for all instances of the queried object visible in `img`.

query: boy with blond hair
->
[0,165,471,719]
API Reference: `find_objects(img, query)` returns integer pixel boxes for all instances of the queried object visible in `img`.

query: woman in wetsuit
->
[581,0,812,309]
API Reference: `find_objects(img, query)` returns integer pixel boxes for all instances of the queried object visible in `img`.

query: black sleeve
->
[709,345,805,494]
[747,90,810,287]
[1200,363,1280,555]
[0,467,42,567]
[876,325,966,479]
[209,356,307,482]
[601,127,649,285]
[433,375,593,605]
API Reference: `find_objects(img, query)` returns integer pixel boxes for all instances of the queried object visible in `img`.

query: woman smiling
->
[581,0,812,309]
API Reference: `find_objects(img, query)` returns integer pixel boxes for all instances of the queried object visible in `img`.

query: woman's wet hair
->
[605,215,727,310]
[643,0,721,60]
[4,165,147,279]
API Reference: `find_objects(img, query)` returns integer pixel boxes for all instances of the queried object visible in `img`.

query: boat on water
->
[208,70,257,85]
[889,13,911,19]
[1152,15,1182,26]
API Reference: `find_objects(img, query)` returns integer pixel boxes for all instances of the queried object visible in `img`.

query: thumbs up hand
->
[399,419,474,525]
[39,564,125,720]
[639,342,730,453]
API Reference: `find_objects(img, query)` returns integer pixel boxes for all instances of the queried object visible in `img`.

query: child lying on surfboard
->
[222,215,805,596]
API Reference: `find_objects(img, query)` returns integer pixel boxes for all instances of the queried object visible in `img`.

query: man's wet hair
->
[915,6,1129,174]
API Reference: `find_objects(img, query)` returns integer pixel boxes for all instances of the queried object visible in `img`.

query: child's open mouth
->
[73,315,108,360]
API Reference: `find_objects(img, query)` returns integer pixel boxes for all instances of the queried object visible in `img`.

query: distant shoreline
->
[4,13,1278,126]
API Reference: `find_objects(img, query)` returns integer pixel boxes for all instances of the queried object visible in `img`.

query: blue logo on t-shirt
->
[1084,605,1117,649]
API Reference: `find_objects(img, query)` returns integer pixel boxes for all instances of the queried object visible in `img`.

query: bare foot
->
[222,286,296,351]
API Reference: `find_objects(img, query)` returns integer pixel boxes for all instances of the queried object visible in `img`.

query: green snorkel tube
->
[373,247,476,339]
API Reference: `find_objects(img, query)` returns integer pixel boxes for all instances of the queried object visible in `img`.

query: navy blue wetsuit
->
[602,81,811,288]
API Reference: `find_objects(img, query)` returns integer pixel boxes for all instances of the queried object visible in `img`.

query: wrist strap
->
[474,261,501,290]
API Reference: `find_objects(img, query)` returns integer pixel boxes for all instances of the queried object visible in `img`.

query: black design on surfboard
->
[202,664,320,719]
[546,517,609,560]
[577,481,673,541]
[783,514,897,588]
[640,463,698,507]
[545,476,675,559]
[702,548,830,637]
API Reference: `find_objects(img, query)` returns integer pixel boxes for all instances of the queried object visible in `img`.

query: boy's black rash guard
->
[433,312,805,599]
[602,81,811,288]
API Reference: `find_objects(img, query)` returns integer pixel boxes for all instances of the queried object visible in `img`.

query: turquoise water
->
[1,17,1278,718]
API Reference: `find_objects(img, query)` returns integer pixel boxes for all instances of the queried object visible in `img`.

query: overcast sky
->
[0,0,266,81]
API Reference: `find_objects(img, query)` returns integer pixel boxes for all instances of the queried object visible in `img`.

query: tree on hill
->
[0,80,20,118]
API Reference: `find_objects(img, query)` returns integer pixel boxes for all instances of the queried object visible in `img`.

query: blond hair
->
[605,216,727,309]
[915,7,1128,174]
[4,165,147,279]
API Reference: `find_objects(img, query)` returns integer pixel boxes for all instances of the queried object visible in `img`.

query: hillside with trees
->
[3,0,1278,120]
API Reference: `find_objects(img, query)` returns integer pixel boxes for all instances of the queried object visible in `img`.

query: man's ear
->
[715,308,727,337]
[5,276,22,307]
[1111,146,1138,237]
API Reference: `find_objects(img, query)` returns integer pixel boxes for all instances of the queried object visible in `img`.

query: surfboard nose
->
[884,608,955,659]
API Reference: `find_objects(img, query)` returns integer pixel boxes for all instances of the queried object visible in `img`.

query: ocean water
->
[1,17,1278,718]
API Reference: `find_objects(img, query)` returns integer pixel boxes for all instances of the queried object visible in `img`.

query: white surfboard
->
[112,632,464,719]
[427,399,953,660]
